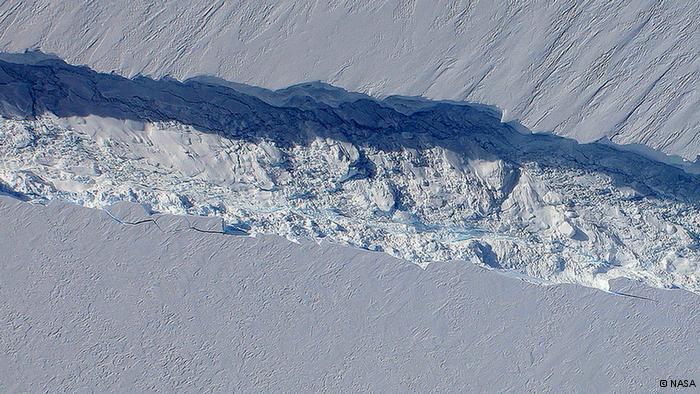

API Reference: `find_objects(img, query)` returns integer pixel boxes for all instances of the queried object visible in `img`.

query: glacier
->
[1,0,698,161]
[2,196,699,392]
[0,54,699,293]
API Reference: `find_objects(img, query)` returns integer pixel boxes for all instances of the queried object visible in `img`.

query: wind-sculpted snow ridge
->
[1,1,699,161]
[1,56,699,293]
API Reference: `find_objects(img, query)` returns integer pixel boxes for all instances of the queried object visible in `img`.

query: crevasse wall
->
[1,0,698,159]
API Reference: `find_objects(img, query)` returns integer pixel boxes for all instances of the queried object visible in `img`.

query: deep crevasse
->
[1,57,699,293]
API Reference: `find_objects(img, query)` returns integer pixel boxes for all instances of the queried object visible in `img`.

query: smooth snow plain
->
[0,197,698,392]
[1,55,699,294]
[1,0,698,161]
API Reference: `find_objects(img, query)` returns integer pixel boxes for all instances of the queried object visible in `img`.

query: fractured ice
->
[0,55,698,292]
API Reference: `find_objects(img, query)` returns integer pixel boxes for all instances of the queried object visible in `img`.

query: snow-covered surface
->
[1,0,698,160]
[0,196,698,392]
[1,56,699,294]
